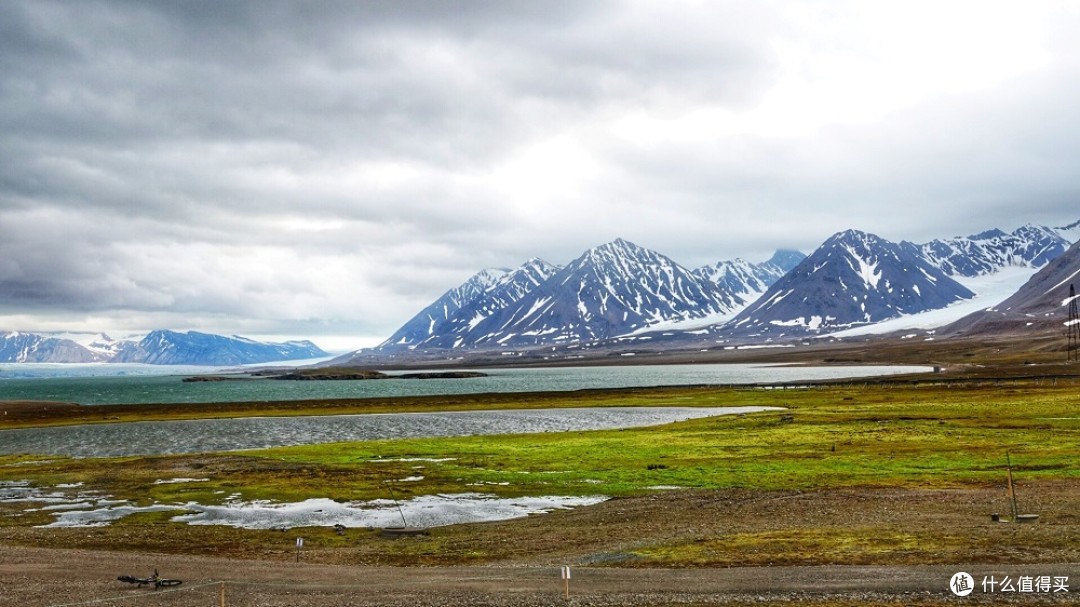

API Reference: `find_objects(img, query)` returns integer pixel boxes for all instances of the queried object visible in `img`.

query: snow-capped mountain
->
[391,258,562,351]
[0,332,101,363]
[421,238,737,349]
[943,238,1080,336]
[726,230,975,336]
[65,333,136,359]
[350,218,1077,359]
[694,249,807,309]
[905,224,1071,277]
[110,330,327,365]
[0,330,327,365]
[376,267,512,349]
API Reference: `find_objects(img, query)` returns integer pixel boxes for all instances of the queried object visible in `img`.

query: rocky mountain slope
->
[0,332,101,364]
[427,239,738,349]
[718,230,976,337]
[940,238,1080,336]
[376,259,561,351]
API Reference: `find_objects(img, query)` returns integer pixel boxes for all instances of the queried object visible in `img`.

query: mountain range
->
[0,330,327,365]
[363,240,806,356]
[340,219,1079,363]
[10,218,1079,367]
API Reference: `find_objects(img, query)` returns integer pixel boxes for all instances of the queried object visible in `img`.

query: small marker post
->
[561,565,571,599]
[296,536,304,563]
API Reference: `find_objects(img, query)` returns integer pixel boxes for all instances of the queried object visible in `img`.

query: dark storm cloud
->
[2,0,1079,346]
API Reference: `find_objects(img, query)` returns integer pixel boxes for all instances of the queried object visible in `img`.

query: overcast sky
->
[3,1,1080,351]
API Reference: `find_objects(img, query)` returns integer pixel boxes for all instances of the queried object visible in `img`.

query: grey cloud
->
[3,1,1080,343]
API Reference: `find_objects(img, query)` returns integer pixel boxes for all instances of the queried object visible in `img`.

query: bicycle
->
[117,569,182,589]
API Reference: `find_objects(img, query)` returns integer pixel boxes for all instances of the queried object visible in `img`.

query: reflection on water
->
[0,406,783,457]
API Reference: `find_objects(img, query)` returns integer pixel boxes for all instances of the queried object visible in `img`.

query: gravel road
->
[2,546,1076,606]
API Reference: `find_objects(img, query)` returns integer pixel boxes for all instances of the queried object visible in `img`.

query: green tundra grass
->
[1,380,1077,566]
[3,382,1077,504]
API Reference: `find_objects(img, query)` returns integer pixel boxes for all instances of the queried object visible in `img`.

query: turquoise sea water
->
[0,363,930,406]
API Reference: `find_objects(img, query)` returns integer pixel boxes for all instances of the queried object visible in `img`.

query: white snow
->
[521,297,551,321]
[38,494,607,529]
[844,245,882,289]
[624,309,737,336]
[1047,267,1080,295]
[827,266,1036,338]
[153,478,210,485]
[770,317,808,328]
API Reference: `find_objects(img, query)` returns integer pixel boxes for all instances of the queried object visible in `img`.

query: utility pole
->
[1068,284,1079,363]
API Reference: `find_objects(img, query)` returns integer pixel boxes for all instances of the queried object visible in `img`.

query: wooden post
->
[296,537,304,563]
[219,581,226,607]
[1006,452,1019,521]
[561,566,570,599]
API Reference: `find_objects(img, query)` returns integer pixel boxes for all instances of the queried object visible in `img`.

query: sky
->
[3,0,1080,352]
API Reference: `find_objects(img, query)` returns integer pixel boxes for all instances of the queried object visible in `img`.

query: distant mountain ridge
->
[942,238,1080,336]
[903,224,1070,277]
[694,249,807,311]
[0,330,327,365]
[0,332,100,364]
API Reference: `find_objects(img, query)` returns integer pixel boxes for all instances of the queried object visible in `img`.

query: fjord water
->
[0,406,783,457]
[0,363,929,405]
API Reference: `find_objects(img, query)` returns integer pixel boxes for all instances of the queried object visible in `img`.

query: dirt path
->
[2,545,1077,606]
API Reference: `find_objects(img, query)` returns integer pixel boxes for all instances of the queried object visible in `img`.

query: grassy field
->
[1,378,1078,566]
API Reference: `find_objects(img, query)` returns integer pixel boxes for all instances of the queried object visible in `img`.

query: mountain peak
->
[588,237,644,256]
[764,249,806,273]
[968,228,1007,240]
[522,257,557,272]
[826,229,885,247]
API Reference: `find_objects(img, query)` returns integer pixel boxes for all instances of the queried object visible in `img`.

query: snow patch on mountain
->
[726,230,974,336]
[413,239,737,349]
[910,224,1071,277]
[827,266,1038,337]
